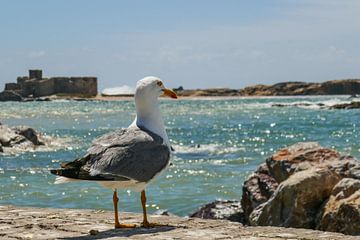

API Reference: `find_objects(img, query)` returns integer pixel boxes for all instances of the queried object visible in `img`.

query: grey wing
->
[85,128,170,183]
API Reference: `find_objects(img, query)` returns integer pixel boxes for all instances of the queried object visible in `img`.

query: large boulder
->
[249,167,341,228]
[317,178,360,235]
[239,141,360,236]
[241,163,278,223]
[266,142,340,183]
[190,200,244,222]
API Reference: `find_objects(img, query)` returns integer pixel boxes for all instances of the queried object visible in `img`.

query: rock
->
[0,90,23,101]
[12,125,44,145]
[190,200,245,222]
[176,88,241,97]
[249,167,341,228]
[237,142,360,235]
[153,209,176,217]
[0,123,47,153]
[330,101,360,109]
[266,142,340,183]
[1,205,356,240]
[326,158,360,179]
[241,163,278,223]
[317,178,360,235]
[0,124,26,147]
[238,79,360,96]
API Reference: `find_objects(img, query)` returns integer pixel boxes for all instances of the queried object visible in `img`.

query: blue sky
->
[0,0,359,90]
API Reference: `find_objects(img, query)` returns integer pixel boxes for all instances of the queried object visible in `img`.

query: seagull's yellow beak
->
[161,88,178,99]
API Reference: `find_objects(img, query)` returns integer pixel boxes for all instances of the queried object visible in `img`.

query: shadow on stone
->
[60,225,177,240]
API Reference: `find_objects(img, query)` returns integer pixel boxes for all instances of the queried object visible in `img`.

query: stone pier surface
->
[0,205,359,240]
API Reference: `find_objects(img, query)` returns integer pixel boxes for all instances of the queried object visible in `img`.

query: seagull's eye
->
[156,81,163,87]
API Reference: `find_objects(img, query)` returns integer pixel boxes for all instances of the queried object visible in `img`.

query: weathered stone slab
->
[0,205,358,240]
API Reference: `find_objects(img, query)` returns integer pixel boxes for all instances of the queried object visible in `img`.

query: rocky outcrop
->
[190,200,244,222]
[174,79,360,97]
[317,178,360,235]
[0,123,45,152]
[249,167,341,228]
[176,88,241,97]
[240,142,360,235]
[241,163,278,223]
[239,79,360,96]
[265,142,341,182]
[330,101,360,109]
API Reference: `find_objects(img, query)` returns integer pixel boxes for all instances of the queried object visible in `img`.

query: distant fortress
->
[0,69,97,101]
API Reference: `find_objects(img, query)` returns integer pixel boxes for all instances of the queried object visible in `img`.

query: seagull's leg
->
[141,190,165,228]
[113,189,136,229]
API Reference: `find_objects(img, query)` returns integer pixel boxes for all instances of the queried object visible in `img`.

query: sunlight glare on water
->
[0,96,359,216]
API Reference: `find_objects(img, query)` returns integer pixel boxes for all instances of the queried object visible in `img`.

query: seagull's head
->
[135,76,178,101]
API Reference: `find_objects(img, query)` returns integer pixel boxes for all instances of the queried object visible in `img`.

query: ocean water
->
[0,96,359,216]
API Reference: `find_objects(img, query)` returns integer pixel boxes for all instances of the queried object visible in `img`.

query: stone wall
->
[17,77,97,97]
[53,77,97,96]
[4,83,21,91]
[33,79,55,97]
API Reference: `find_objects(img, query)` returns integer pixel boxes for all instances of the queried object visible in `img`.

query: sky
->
[0,0,360,90]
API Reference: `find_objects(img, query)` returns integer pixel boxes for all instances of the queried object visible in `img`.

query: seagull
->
[51,76,177,228]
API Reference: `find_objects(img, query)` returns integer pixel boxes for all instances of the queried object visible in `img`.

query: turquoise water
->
[0,96,359,216]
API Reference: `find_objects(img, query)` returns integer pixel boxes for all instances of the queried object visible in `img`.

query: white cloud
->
[29,50,46,58]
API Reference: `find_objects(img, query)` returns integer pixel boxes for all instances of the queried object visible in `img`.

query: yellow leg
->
[141,190,165,228]
[113,190,136,229]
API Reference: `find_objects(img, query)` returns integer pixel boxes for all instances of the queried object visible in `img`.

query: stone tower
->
[29,69,42,80]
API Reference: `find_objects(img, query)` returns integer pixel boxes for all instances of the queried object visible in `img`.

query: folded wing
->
[51,127,170,183]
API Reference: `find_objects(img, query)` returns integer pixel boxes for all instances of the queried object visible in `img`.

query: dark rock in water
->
[0,123,47,153]
[12,126,44,145]
[330,101,360,109]
[317,178,360,235]
[0,124,27,147]
[0,90,23,101]
[190,200,244,223]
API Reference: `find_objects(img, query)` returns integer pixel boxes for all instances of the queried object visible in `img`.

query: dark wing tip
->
[50,169,61,176]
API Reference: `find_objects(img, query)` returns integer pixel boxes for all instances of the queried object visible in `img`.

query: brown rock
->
[238,79,360,96]
[266,142,340,183]
[190,200,244,222]
[317,178,360,235]
[249,167,341,228]
[241,163,278,223]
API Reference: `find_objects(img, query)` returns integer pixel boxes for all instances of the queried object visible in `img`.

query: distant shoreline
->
[1,78,360,102]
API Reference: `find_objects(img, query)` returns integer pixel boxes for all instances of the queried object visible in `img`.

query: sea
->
[0,96,359,216]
